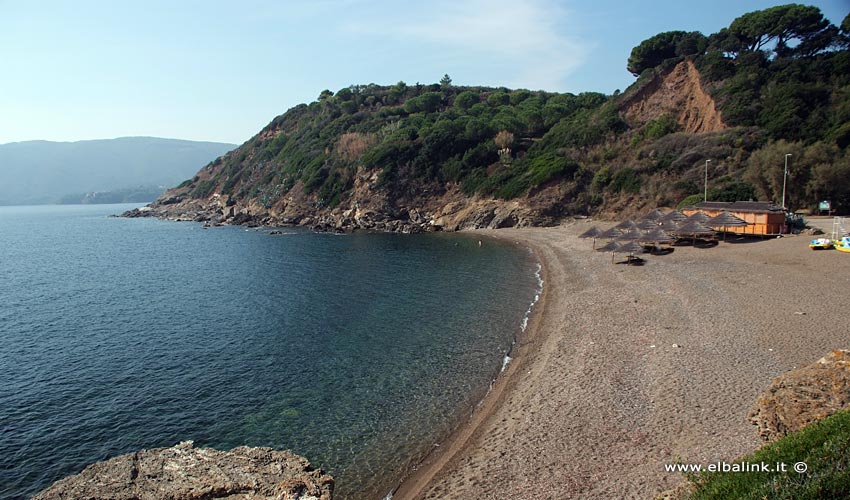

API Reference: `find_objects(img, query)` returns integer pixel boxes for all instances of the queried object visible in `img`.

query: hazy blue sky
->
[1,1,847,145]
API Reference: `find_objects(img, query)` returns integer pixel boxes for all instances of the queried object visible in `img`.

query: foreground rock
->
[749,349,850,442]
[33,441,333,500]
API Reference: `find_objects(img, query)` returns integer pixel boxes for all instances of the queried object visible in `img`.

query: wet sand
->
[394,223,850,499]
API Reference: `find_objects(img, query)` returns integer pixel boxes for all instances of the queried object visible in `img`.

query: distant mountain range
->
[0,137,236,206]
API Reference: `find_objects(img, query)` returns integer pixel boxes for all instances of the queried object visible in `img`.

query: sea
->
[0,204,541,500]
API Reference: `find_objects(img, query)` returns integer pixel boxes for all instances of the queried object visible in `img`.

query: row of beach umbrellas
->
[579,209,749,262]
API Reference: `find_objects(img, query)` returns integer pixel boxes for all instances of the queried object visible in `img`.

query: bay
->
[0,204,538,500]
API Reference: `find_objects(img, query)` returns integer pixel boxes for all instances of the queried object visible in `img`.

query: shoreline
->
[391,235,552,500]
[393,223,850,499]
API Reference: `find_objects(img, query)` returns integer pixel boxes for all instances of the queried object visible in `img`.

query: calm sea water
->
[0,204,539,500]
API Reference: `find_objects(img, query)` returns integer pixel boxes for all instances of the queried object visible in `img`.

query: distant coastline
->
[0,137,234,206]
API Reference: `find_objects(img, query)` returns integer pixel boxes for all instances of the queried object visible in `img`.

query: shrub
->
[708,181,756,202]
[191,179,216,198]
[591,167,611,192]
[494,175,532,199]
[527,152,577,186]
[608,167,642,194]
[644,114,677,140]
[336,132,377,162]
[678,193,704,208]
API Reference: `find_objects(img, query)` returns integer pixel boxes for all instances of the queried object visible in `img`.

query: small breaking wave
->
[501,261,544,372]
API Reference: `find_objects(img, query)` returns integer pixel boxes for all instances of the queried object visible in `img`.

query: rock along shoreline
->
[32,441,334,500]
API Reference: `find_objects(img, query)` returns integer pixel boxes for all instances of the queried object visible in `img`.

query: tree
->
[495,130,515,164]
[454,90,480,110]
[494,130,514,150]
[403,92,442,114]
[318,89,333,101]
[838,12,850,48]
[487,91,510,107]
[440,74,452,89]
[335,87,353,101]
[808,147,850,212]
[509,89,532,106]
[727,4,838,58]
[745,140,801,207]
[627,31,705,76]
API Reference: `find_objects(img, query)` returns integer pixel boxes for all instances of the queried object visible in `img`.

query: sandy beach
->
[394,222,850,499]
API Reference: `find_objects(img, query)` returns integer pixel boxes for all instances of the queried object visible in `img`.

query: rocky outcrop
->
[748,349,850,442]
[621,60,725,134]
[32,441,334,500]
[122,176,561,234]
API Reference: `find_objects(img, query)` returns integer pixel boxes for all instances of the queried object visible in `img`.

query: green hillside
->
[164,5,850,227]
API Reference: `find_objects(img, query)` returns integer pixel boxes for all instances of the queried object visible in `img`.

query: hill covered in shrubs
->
[140,4,850,231]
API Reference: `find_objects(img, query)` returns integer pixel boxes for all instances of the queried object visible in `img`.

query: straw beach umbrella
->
[596,240,622,262]
[660,219,683,232]
[706,211,749,240]
[598,226,623,240]
[637,218,661,230]
[641,209,666,221]
[641,228,675,245]
[674,220,716,245]
[614,220,639,231]
[641,227,675,254]
[687,211,711,224]
[596,240,621,251]
[616,228,646,242]
[660,210,688,224]
[578,226,604,248]
[614,241,647,263]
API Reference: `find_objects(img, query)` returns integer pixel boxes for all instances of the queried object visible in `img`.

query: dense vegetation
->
[179,5,850,215]
[188,81,614,212]
[682,409,850,500]
[629,4,850,211]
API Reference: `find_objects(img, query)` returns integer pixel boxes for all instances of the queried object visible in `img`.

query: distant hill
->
[0,137,236,206]
[57,186,174,205]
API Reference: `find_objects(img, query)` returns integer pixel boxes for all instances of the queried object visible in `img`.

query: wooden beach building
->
[682,201,786,236]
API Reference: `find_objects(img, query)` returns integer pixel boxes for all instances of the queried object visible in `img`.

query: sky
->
[1,0,847,146]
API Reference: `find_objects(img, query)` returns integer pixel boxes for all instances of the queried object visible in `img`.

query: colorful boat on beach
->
[834,236,850,253]
[809,237,833,250]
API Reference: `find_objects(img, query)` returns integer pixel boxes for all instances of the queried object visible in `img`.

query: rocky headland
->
[121,186,559,234]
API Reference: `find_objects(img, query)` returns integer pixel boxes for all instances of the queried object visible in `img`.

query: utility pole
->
[781,153,791,210]
[704,159,711,202]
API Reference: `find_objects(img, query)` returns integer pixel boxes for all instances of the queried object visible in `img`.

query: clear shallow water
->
[0,204,538,500]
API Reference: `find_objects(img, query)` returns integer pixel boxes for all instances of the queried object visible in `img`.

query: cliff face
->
[621,60,725,134]
[32,441,334,500]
